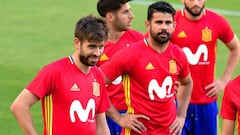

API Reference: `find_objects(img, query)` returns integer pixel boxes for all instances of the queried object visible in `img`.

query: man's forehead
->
[152,12,173,19]
[84,40,105,46]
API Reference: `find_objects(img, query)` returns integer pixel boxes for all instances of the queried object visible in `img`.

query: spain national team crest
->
[93,82,100,96]
[201,27,212,42]
[169,59,177,74]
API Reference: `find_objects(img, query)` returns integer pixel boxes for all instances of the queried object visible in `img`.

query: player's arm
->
[221,35,240,83]
[170,74,193,135]
[176,74,193,118]
[101,71,149,134]
[10,89,39,135]
[206,35,240,97]
[106,102,149,134]
[96,112,110,135]
[221,119,235,135]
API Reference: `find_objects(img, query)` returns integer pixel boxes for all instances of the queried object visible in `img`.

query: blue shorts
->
[106,110,127,135]
[181,101,218,135]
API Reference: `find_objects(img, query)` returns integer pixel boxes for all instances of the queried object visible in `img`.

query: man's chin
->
[89,61,98,66]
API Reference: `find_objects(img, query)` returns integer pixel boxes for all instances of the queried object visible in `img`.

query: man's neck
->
[147,37,169,54]
[71,54,91,74]
[108,29,125,43]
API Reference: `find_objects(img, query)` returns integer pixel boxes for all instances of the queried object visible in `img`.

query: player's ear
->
[73,37,80,49]
[173,21,176,29]
[106,12,114,22]
[145,20,150,32]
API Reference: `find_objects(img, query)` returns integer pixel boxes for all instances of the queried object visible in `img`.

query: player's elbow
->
[10,102,19,116]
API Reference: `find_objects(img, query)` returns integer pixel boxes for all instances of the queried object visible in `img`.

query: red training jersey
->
[97,29,144,110]
[171,9,234,104]
[26,56,110,135]
[100,39,190,135]
[220,75,240,135]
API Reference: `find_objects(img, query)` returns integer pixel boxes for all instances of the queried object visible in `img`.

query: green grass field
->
[1,0,240,134]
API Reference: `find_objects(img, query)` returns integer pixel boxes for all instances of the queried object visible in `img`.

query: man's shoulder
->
[205,9,224,19]
[125,29,143,37]
[127,29,142,33]
[175,9,183,19]
[205,9,219,15]
[117,39,145,56]
[49,57,69,65]
[45,57,69,70]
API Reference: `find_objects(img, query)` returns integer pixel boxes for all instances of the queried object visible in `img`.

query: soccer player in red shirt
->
[220,76,240,135]
[100,1,193,135]
[170,0,240,134]
[10,15,110,135]
[97,0,144,134]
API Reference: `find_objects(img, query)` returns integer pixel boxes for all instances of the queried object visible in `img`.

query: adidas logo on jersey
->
[100,54,109,61]
[177,31,187,38]
[145,62,155,70]
[71,83,80,91]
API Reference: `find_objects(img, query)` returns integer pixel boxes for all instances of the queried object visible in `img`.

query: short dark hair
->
[75,15,109,42]
[147,1,176,21]
[97,0,132,17]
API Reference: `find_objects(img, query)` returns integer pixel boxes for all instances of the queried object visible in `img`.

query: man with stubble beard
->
[100,1,193,134]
